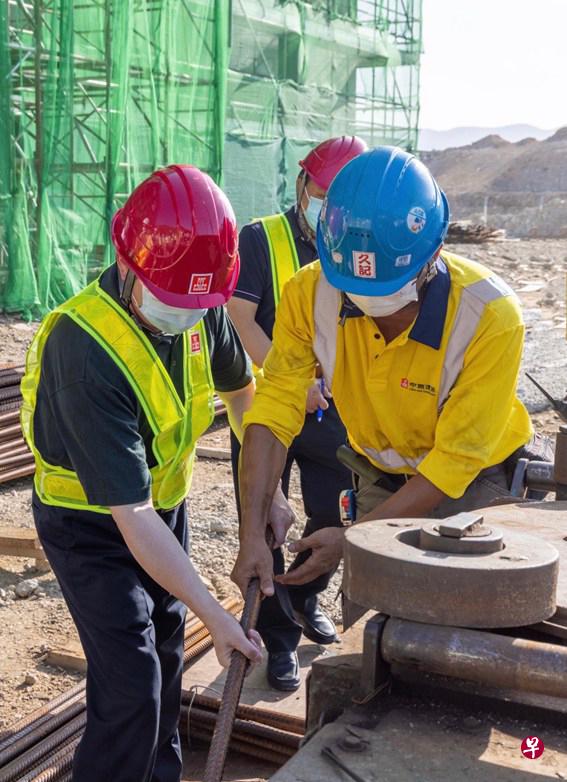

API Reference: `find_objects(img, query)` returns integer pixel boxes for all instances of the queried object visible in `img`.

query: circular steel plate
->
[344,516,559,628]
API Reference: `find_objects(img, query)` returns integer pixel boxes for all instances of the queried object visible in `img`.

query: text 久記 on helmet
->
[317,146,450,297]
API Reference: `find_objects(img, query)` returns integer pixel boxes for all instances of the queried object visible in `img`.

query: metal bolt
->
[337,732,368,753]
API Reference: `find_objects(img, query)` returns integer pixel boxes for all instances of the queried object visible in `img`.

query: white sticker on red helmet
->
[352,251,376,278]
[395,254,412,267]
[188,273,213,294]
[407,207,426,234]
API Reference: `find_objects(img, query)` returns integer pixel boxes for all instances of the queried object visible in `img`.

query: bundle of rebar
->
[0,598,250,782]
[180,691,304,768]
[0,366,34,486]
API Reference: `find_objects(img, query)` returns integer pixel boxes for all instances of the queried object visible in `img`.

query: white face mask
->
[348,278,419,317]
[303,193,324,232]
[138,286,206,334]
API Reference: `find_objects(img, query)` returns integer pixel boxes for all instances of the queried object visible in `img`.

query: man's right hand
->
[231,539,275,598]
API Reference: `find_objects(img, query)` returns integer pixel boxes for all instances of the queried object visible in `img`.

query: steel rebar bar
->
[203,546,268,782]
[181,692,305,736]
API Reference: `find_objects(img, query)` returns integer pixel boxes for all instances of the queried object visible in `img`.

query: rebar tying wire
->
[184,684,224,751]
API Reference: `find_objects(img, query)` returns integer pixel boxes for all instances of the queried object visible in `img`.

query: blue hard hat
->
[316,146,450,295]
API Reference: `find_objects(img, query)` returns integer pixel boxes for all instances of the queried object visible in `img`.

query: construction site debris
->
[445,221,506,243]
[15,580,39,600]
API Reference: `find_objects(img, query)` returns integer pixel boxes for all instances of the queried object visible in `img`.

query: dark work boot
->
[267,651,300,692]
[293,598,338,645]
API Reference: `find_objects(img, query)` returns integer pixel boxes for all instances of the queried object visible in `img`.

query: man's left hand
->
[268,486,297,547]
[275,527,345,586]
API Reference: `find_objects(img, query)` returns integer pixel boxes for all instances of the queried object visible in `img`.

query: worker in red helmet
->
[227,136,367,692]
[20,166,286,782]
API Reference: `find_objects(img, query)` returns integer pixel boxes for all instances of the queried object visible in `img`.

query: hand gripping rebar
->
[203,529,274,782]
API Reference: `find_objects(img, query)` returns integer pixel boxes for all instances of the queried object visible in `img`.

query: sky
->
[419,0,567,130]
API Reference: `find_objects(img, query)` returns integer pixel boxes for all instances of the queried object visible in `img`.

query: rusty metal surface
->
[344,514,560,628]
[419,520,504,554]
[202,577,264,782]
[381,618,567,699]
[271,701,567,782]
[471,502,567,611]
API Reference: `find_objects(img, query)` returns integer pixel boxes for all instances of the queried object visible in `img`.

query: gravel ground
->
[1,237,566,732]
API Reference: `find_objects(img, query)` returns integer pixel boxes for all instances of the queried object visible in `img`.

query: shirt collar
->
[408,259,450,350]
[339,259,451,351]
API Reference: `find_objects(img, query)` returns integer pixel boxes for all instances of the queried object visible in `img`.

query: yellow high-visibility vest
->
[257,213,300,307]
[21,277,215,514]
[250,214,301,376]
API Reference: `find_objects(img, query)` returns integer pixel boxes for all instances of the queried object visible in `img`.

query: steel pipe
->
[382,617,567,699]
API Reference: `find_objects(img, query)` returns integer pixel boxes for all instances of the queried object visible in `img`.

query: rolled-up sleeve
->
[242,269,318,447]
[418,316,531,498]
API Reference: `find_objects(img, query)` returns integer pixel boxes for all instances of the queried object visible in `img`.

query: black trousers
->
[33,492,187,782]
[231,401,351,653]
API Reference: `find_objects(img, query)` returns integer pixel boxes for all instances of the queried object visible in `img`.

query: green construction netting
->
[0,0,421,318]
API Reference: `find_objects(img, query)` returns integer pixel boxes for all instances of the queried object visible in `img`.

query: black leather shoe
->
[294,603,338,645]
[267,651,300,692]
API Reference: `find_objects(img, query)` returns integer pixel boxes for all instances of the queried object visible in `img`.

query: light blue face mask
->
[304,193,324,232]
[139,286,206,335]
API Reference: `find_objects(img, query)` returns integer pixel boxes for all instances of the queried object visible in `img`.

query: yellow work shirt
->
[243,252,532,499]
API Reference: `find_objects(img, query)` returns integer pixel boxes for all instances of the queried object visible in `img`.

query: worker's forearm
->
[358,473,447,523]
[111,502,224,626]
[239,424,287,540]
[238,322,272,368]
[219,380,255,443]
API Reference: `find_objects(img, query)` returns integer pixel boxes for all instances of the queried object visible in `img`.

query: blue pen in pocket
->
[316,378,325,423]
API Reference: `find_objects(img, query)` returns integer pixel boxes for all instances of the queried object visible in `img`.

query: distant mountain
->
[419,124,557,151]
[419,129,567,238]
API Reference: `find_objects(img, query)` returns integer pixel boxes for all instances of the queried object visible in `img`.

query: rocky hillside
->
[421,129,567,238]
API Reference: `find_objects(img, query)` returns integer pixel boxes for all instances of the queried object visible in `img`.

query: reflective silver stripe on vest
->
[362,447,427,471]
[437,275,514,409]
[312,272,513,473]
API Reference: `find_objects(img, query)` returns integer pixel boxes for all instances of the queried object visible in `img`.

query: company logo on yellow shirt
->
[400,377,436,396]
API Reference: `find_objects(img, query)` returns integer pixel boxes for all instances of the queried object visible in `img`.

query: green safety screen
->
[0,0,422,318]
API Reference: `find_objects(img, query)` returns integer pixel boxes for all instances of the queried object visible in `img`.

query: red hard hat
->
[111,165,239,308]
[299,136,368,191]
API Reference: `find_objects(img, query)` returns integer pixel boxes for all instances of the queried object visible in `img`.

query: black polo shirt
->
[233,206,317,339]
[33,265,252,508]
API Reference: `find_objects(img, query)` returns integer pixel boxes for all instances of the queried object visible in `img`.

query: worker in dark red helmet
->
[21,166,285,782]
[227,136,367,692]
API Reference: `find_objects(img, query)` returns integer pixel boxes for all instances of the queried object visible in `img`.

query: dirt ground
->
[1,237,566,734]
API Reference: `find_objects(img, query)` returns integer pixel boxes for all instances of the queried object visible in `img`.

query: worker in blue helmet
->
[231,146,552,600]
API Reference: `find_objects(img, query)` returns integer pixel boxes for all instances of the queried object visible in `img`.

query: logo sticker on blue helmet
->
[395,254,412,267]
[407,207,426,234]
[352,251,376,278]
